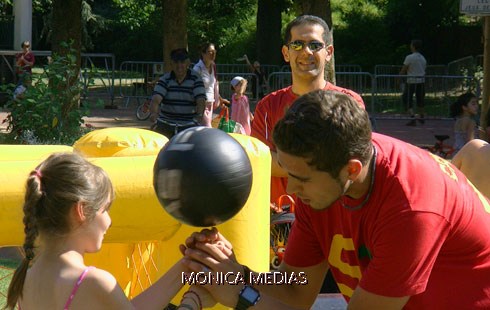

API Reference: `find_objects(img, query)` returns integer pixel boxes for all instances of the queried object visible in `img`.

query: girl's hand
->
[189,285,217,308]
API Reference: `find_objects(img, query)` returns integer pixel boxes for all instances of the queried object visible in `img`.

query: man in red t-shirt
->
[182,90,490,309]
[251,15,364,206]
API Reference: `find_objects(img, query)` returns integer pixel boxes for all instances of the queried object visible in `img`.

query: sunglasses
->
[287,40,325,52]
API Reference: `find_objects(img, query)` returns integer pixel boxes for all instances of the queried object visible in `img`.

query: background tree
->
[256,0,286,66]
[163,0,187,72]
[50,0,83,118]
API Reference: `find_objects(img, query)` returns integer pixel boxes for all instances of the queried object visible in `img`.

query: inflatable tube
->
[73,127,168,157]
[0,145,73,161]
[0,129,271,305]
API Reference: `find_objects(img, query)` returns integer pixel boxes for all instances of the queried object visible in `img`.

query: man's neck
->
[291,78,327,96]
[174,71,187,84]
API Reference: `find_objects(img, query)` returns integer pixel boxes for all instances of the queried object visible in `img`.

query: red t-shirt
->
[16,51,35,75]
[284,133,490,308]
[251,84,365,203]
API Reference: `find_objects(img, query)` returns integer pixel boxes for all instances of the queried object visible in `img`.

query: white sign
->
[461,0,490,15]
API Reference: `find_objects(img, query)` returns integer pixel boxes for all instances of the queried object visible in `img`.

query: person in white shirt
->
[399,39,427,126]
[192,43,230,127]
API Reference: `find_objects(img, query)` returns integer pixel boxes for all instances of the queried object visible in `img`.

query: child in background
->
[230,76,254,135]
[6,152,211,310]
[450,92,479,153]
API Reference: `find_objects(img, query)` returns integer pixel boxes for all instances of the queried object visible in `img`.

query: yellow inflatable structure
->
[0,127,270,308]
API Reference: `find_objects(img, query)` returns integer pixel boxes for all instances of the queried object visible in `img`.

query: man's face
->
[277,149,345,210]
[282,24,333,82]
[172,59,189,80]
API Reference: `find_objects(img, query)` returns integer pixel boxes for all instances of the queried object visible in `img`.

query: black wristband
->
[241,264,251,284]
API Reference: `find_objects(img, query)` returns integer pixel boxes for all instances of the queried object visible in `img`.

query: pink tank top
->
[64,266,95,309]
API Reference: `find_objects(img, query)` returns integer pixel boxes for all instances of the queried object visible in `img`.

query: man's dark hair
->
[273,90,372,178]
[411,39,422,51]
[284,15,332,45]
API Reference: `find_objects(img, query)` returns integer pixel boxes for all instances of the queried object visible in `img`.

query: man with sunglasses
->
[251,15,364,208]
[150,48,207,139]
[250,15,364,294]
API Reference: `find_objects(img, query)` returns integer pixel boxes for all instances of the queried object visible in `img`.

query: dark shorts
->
[154,119,198,139]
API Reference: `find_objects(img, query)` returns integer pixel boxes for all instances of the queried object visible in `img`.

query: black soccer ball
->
[153,127,253,227]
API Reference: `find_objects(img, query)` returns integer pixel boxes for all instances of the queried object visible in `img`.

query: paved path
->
[1,103,455,147]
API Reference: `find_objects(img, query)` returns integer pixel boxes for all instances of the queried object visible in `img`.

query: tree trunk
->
[296,0,335,83]
[481,17,490,140]
[162,0,188,72]
[257,0,283,66]
[51,0,82,111]
[51,0,82,71]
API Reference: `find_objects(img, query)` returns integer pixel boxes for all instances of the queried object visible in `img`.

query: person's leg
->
[406,84,416,126]
[154,123,175,140]
[416,83,425,124]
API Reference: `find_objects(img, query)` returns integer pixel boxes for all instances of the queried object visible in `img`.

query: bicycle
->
[420,135,455,159]
[135,96,152,121]
[270,195,295,270]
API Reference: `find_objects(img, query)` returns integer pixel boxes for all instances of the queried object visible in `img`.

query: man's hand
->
[179,227,235,260]
[181,241,244,308]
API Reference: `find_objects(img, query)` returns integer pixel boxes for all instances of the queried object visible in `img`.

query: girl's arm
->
[130,258,186,309]
[465,119,476,142]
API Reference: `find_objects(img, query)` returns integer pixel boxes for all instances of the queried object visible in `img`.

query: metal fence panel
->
[373,74,474,119]
[118,61,164,106]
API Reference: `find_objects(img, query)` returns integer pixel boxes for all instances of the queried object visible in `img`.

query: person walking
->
[193,43,230,127]
[149,48,207,139]
[400,39,427,126]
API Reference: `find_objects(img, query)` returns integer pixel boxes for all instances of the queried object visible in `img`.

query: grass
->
[0,258,20,308]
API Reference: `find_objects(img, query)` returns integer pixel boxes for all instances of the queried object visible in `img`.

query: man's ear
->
[346,159,363,181]
[325,44,334,62]
[282,45,290,63]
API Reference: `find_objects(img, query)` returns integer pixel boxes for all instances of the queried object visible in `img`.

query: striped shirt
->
[153,69,206,125]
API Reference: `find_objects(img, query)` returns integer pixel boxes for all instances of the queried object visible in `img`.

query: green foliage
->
[2,44,92,145]
[112,0,158,29]
[187,0,257,61]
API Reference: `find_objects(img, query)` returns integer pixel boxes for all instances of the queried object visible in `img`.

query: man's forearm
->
[195,98,207,125]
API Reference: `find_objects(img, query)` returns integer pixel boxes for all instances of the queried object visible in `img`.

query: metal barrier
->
[0,50,116,103]
[118,61,164,107]
[374,64,448,76]
[268,71,292,92]
[280,64,362,72]
[447,56,475,76]
[373,74,474,119]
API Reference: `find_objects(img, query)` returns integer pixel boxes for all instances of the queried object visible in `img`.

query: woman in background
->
[193,42,229,127]
[450,92,478,154]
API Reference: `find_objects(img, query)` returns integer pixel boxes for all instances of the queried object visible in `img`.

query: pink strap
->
[64,266,95,310]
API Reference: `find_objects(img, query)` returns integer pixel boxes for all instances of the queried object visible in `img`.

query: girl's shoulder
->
[70,267,132,308]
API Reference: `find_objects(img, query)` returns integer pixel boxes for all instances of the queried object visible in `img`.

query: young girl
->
[450,92,479,153]
[230,76,254,135]
[6,152,211,310]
